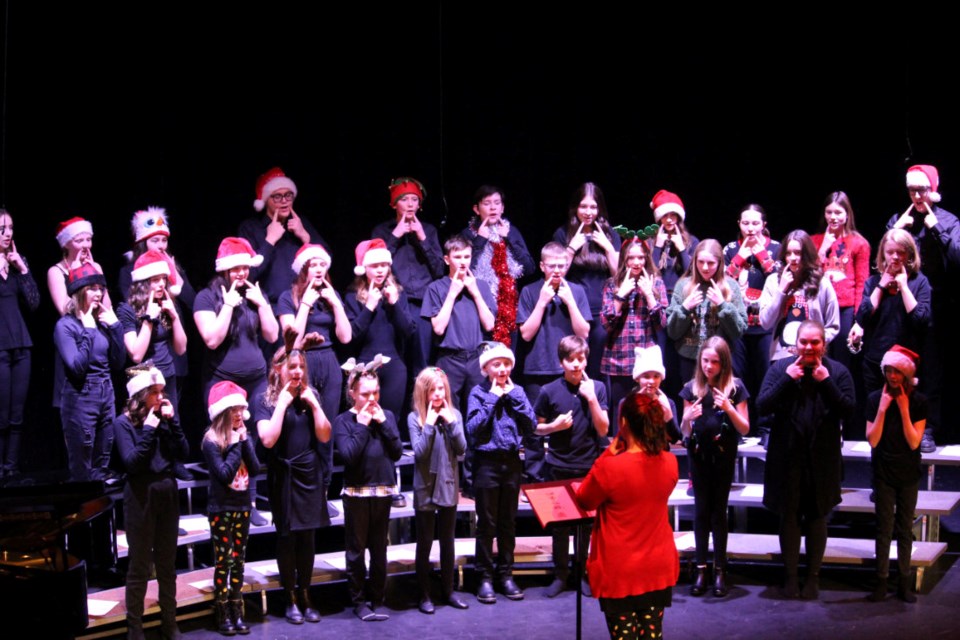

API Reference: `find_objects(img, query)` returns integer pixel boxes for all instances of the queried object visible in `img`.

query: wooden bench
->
[84,530,948,634]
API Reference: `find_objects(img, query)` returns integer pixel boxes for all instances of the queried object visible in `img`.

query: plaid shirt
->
[599,277,667,376]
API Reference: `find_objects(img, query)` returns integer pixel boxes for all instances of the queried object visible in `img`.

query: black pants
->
[276,528,317,592]
[874,475,919,578]
[415,506,457,598]
[689,450,736,567]
[343,495,392,607]
[473,451,522,581]
[124,475,180,626]
[546,464,592,581]
[778,463,828,579]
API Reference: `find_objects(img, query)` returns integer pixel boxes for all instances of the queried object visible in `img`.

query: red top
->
[576,447,679,599]
[811,232,871,311]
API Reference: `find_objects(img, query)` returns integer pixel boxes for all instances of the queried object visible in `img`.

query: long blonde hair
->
[681,239,731,300]
[412,367,454,427]
[204,411,235,451]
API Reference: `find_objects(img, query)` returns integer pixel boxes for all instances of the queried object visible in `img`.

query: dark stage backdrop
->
[1,4,958,470]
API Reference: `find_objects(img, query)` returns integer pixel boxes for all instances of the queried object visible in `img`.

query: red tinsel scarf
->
[491,239,517,346]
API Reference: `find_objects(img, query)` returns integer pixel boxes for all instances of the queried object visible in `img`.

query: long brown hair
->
[563,182,616,272]
[819,191,865,241]
[291,260,334,310]
[691,336,736,400]
[778,230,823,298]
[263,348,310,408]
[613,238,660,284]
[127,277,172,329]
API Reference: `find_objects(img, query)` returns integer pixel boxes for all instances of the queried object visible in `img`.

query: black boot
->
[229,597,249,635]
[215,599,236,636]
[867,575,887,602]
[285,590,304,624]
[690,565,708,596]
[713,567,729,597]
[897,575,917,603]
[299,588,320,623]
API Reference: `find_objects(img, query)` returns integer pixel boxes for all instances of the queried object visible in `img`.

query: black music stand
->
[522,479,595,640]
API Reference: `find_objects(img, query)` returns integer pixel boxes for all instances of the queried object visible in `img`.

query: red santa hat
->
[215,237,264,272]
[131,249,172,282]
[291,243,332,274]
[881,344,920,386]
[906,165,942,203]
[650,190,686,222]
[633,345,666,380]
[131,206,170,243]
[126,365,166,397]
[207,380,250,421]
[253,167,298,212]
[353,238,392,276]
[56,217,93,248]
[388,177,426,205]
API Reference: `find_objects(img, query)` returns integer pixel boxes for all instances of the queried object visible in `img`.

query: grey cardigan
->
[407,409,467,510]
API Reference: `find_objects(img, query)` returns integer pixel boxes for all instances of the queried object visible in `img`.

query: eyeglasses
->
[270,192,295,203]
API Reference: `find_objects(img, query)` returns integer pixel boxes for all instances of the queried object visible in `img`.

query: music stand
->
[522,479,595,640]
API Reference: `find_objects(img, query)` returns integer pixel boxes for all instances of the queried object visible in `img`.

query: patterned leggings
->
[603,606,664,639]
[209,510,251,600]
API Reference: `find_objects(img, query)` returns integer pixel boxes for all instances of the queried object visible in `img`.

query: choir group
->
[0,163,955,639]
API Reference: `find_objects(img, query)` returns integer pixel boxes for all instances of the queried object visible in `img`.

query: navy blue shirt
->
[421,275,497,350]
[344,288,416,359]
[371,219,446,301]
[195,286,267,379]
[237,214,328,305]
[277,289,343,351]
[516,280,592,375]
[466,381,536,453]
[117,302,176,377]
[534,377,607,470]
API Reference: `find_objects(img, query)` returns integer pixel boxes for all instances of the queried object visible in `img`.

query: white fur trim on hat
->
[292,244,332,274]
[131,207,170,243]
[131,254,172,283]
[126,367,166,397]
[215,237,265,272]
[632,345,666,380]
[56,218,93,248]
[880,345,919,386]
[208,393,249,421]
[254,176,298,212]
[478,341,515,374]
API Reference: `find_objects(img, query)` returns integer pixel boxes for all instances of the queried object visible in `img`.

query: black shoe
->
[920,430,937,454]
[174,463,194,481]
[418,598,435,614]
[299,589,320,623]
[499,578,524,600]
[445,593,470,609]
[228,598,249,635]
[250,508,268,527]
[391,494,407,508]
[690,566,708,596]
[215,600,236,636]
[477,580,496,604]
[713,568,729,598]
[801,574,819,600]
[897,576,917,603]
[867,576,887,602]
[285,590,304,624]
[356,604,389,621]
[544,578,565,598]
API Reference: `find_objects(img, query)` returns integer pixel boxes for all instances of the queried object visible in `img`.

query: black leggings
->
[603,606,664,639]
[689,450,736,567]
[209,510,251,600]
[276,529,316,591]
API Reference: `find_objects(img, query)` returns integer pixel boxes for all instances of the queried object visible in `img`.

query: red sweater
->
[576,447,679,599]
[811,232,871,311]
